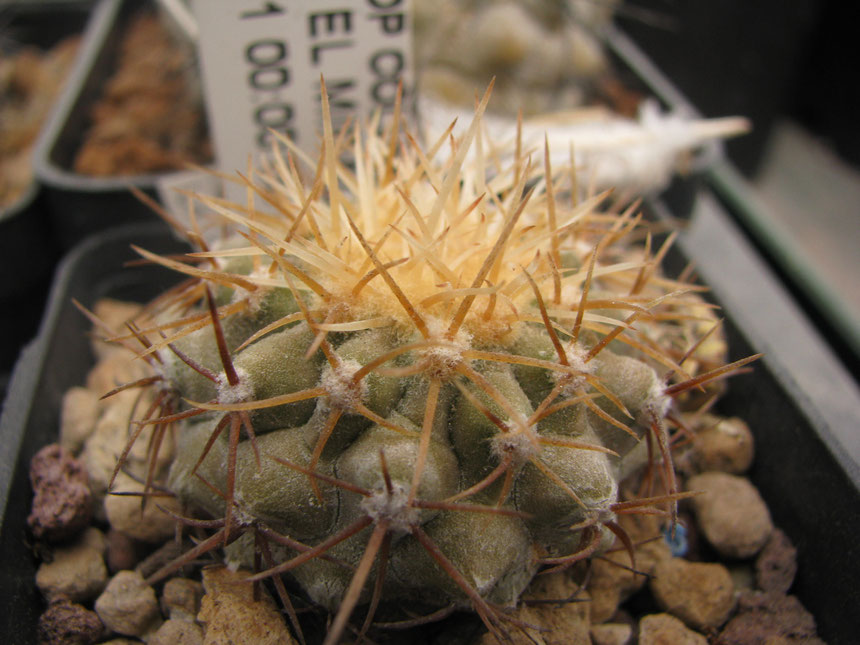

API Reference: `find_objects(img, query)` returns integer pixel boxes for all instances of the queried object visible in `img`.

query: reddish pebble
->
[105,528,141,573]
[687,472,773,559]
[717,591,824,645]
[37,598,104,645]
[28,444,92,542]
[755,528,797,594]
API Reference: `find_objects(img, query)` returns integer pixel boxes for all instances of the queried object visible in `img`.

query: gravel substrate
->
[28,299,826,645]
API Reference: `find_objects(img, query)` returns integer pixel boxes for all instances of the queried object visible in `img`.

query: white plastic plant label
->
[192,0,413,178]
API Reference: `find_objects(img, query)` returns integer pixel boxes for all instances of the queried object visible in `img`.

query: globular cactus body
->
[113,84,743,641]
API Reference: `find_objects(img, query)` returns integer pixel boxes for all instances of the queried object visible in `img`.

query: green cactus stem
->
[98,81,757,644]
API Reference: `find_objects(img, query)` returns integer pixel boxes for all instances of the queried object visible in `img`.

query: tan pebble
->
[93,298,143,323]
[36,539,108,602]
[590,622,632,645]
[94,570,162,637]
[473,591,591,644]
[521,569,582,602]
[639,613,708,645]
[90,299,144,360]
[161,577,204,620]
[86,351,151,396]
[60,386,101,454]
[104,471,181,543]
[587,578,625,627]
[688,472,773,559]
[691,415,755,475]
[518,598,591,645]
[199,566,296,644]
[150,618,204,645]
[80,526,108,555]
[588,513,671,623]
[82,413,126,513]
[82,388,167,512]
[651,558,736,631]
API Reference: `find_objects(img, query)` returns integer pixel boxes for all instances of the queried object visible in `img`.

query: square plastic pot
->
[32,0,720,254]
[31,0,208,250]
[0,0,93,401]
[2,193,859,641]
[0,1,92,300]
[0,223,187,640]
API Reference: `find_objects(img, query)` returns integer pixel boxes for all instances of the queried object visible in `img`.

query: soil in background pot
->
[71,9,212,176]
[0,35,81,209]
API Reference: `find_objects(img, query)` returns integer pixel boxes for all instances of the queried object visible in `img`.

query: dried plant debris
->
[72,10,211,176]
[0,34,80,208]
[28,82,826,644]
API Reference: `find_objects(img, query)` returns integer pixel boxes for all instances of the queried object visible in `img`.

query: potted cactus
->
[3,10,857,643]
[15,81,778,644]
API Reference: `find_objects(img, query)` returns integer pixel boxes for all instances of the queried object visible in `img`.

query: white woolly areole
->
[491,416,541,466]
[552,341,595,395]
[594,506,617,528]
[420,317,472,380]
[228,494,256,527]
[645,380,672,419]
[151,363,174,395]
[360,483,418,533]
[319,359,367,410]
[216,366,253,404]
[230,266,275,312]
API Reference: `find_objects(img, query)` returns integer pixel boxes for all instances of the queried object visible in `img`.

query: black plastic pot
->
[601,24,728,220]
[0,2,91,295]
[0,1,92,402]
[651,194,860,644]
[31,0,721,255]
[0,179,52,385]
[0,181,50,303]
[2,191,859,642]
[614,0,819,178]
[31,0,208,250]
[0,223,188,640]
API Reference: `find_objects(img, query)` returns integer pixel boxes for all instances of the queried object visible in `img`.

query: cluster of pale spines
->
[97,82,757,644]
